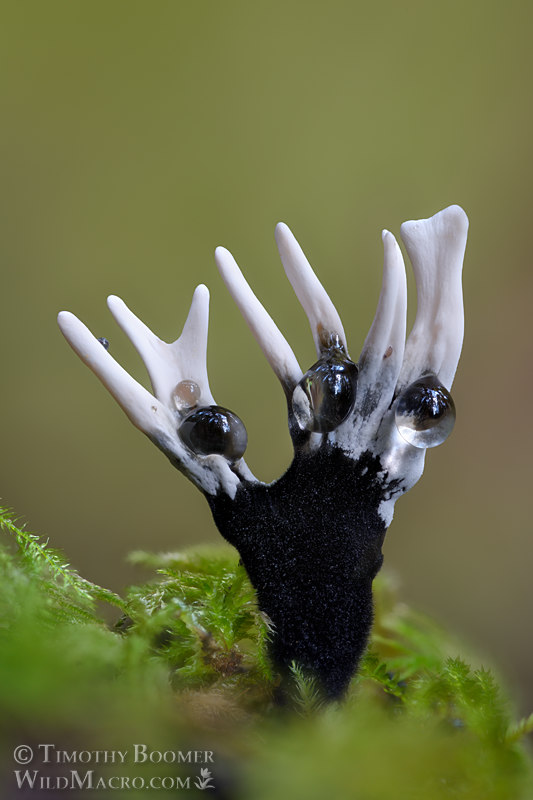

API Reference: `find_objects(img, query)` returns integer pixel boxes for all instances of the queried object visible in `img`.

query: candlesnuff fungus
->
[58,205,468,700]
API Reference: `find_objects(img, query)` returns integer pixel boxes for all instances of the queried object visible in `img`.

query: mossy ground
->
[0,506,532,798]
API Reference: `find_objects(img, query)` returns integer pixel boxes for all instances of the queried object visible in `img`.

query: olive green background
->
[1,2,532,709]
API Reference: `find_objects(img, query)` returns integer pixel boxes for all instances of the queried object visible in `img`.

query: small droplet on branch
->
[395,374,455,448]
[172,380,201,411]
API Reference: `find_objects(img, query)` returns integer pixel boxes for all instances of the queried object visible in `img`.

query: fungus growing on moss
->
[58,205,468,699]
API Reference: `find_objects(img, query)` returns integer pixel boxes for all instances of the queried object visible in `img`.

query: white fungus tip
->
[57,310,73,326]
[214,245,231,260]
[106,294,125,313]
[274,221,290,238]
[194,283,210,298]
[215,243,302,390]
[274,221,348,355]
[400,204,469,243]
[355,228,406,423]
[398,205,468,391]
[188,283,210,321]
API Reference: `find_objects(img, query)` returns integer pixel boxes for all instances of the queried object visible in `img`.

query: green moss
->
[1,506,532,799]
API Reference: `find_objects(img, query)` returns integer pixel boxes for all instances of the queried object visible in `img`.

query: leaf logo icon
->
[194,767,215,790]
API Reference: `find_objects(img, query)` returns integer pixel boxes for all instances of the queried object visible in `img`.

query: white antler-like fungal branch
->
[275,222,349,356]
[58,287,257,498]
[398,204,468,391]
[356,229,407,419]
[107,287,215,409]
[57,310,175,437]
[214,246,303,393]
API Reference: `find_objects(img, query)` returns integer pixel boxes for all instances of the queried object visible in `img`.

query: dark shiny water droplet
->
[97,337,109,350]
[178,405,247,460]
[292,345,358,433]
[395,374,455,448]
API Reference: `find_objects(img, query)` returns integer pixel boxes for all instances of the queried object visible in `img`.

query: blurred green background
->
[1,1,532,711]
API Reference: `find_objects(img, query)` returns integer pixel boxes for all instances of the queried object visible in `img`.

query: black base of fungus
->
[208,446,387,700]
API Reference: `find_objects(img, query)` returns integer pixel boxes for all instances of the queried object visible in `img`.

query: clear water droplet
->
[172,380,201,411]
[292,344,358,433]
[178,405,247,461]
[97,337,109,350]
[395,374,455,448]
